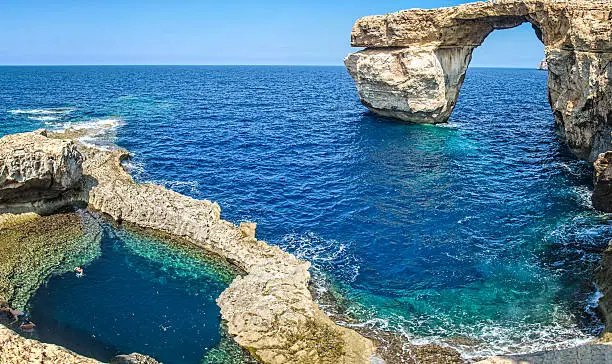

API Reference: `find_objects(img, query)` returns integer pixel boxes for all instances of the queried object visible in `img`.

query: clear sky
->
[0,0,545,67]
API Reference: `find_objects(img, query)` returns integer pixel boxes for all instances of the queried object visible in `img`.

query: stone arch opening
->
[345,1,611,162]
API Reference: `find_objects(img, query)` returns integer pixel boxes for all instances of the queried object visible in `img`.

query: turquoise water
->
[1,66,611,359]
[27,215,241,364]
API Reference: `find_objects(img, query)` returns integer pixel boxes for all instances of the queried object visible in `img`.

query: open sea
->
[1,65,611,362]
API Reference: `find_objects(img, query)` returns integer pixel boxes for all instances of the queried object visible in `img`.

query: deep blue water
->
[1,66,611,359]
[27,216,237,364]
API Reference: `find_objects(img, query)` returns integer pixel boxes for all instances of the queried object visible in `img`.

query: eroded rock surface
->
[0,325,99,364]
[76,144,377,363]
[0,130,83,203]
[475,343,612,364]
[0,130,376,364]
[345,0,612,161]
[592,152,612,212]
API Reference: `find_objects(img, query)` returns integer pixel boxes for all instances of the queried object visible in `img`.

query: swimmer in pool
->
[74,266,84,277]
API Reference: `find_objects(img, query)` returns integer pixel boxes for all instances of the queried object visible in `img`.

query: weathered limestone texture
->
[0,325,99,364]
[475,343,612,364]
[0,131,377,364]
[345,0,612,161]
[0,130,82,202]
[592,152,612,212]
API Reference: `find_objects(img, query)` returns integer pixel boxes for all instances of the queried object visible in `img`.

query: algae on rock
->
[0,211,102,310]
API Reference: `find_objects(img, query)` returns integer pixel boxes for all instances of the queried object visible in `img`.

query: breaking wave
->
[9,107,75,116]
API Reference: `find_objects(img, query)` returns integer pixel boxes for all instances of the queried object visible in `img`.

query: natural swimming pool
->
[25,215,244,364]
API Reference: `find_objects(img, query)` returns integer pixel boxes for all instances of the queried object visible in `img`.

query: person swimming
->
[74,266,84,277]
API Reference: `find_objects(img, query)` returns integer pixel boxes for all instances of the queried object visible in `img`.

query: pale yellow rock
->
[345,0,612,161]
[0,324,99,364]
[0,130,83,202]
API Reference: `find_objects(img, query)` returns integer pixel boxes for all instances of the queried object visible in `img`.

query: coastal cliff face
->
[593,152,612,212]
[345,0,612,161]
[0,131,82,203]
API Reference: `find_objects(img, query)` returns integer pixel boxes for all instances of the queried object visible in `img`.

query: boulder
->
[110,353,160,364]
[0,130,83,203]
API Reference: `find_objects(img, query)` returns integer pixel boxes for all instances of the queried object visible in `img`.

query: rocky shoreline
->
[1,128,612,363]
[0,130,378,364]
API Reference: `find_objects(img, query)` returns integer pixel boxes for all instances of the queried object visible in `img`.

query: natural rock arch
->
[345,0,611,161]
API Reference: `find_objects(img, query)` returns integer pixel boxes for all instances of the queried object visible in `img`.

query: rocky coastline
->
[1,1,612,363]
[0,130,378,364]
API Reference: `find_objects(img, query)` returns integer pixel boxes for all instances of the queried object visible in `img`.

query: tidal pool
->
[26,216,241,364]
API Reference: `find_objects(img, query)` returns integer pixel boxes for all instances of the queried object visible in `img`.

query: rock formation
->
[345,0,612,161]
[0,130,83,203]
[592,152,612,212]
[0,324,160,364]
[0,131,378,364]
[0,325,100,364]
[537,58,549,71]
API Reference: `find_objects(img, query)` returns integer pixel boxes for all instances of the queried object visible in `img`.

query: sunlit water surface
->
[1,66,610,359]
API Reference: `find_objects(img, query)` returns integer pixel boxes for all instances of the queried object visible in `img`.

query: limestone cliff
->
[345,0,612,161]
[0,130,82,202]
[592,152,612,212]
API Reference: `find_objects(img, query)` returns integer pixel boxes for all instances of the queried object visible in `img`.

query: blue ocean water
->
[26,216,238,364]
[1,66,610,359]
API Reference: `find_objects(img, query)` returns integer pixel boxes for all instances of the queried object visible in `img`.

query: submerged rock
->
[0,212,100,310]
[345,0,612,161]
[593,152,612,212]
[0,130,83,203]
[110,353,160,364]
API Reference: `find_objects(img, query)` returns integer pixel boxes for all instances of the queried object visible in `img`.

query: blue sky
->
[0,0,544,67]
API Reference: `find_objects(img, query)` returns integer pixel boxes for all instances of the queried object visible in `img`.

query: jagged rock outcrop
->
[538,58,549,71]
[592,152,612,212]
[345,0,612,161]
[0,131,378,364]
[0,130,83,203]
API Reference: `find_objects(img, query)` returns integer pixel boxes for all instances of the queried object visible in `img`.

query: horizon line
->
[0,64,542,69]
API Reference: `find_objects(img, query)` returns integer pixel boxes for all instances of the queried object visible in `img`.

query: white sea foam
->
[9,108,74,116]
[63,118,121,131]
[55,117,123,151]
[279,232,361,283]
[27,115,60,121]
[572,185,594,210]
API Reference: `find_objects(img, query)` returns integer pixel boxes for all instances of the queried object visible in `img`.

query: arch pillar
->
[345,0,611,162]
